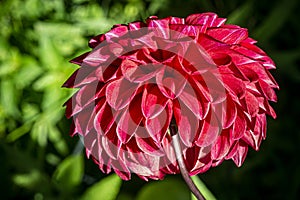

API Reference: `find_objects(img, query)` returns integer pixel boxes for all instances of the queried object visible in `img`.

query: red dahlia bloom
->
[63,12,278,181]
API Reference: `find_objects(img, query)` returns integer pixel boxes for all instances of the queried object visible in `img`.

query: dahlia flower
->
[63,12,278,188]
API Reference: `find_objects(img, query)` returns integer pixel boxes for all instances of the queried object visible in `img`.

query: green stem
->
[169,120,205,200]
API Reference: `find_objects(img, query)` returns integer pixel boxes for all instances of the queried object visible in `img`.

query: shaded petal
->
[89,34,106,48]
[156,66,187,99]
[195,110,220,147]
[232,109,247,140]
[211,129,232,160]
[145,102,172,143]
[69,52,90,65]
[106,78,140,110]
[117,94,143,143]
[231,141,248,167]
[173,99,200,147]
[244,91,259,117]
[221,74,246,99]
[258,80,277,102]
[136,136,165,156]
[142,84,168,119]
[102,124,122,159]
[121,59,163,83]
[94,100,119,135]
[179,77,211,120]
[212,94,237,129]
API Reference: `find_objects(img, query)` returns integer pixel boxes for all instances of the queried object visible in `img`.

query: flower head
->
[63,12,278,180]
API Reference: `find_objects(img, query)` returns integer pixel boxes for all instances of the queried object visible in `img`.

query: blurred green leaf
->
[226,1,253,25]
[191,176,216,200]
[0,79,20,117]
[136,178,189,200]
[80,174,122,200]
[253,0,297,41]
[52,154,84,192]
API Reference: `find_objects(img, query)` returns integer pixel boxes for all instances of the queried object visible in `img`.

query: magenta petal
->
[89,34,106,48]
[207,27,248,44]
[231,141,248,167]
[121,59,163,83]
[106,78,140,110]
[179,78,210,120]
[232,110,247,140]
[156,67,187,99]
[74,106,93,136]
[195,110,220,147]
[258,80,277,102]
[94,100,118,135]
[213,94,237,129]
[136,137,164,156]
[142,84,168,119]
[186,13,218,27]
[69,52,90,65]
[145,102,172,143]
[117,94,144,143]
[111,156,131,180]
[102,125,122,159]
[76,81,105,108]
[211,129,231,160]
[173,100,199,147]
[64,97,82,118]
[244,92,259,117]
[221,74,246,99]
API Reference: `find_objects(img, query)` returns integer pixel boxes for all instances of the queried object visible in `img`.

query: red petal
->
[76,81,105,108]
[94,100,118,135]
[211,129,231,160]
[173,99,200,147]
[89,34,106,48]
[232,110,247,140]
[136,136,164,156]
[231,141,248,167]
[258,80,277,102]
[179,77,211,119]
[117,94,144,143]
[186,13,218,27]
[244,91,259,117]
[195,110,220,147]
[145,102,172,143]
[64,97,82,118]
[213,94,237,129]
[69,52,90,65]
[121,59,163,83]
[142,84,168,119]
[207,27,248,44]
[156,66,187,99]
[106,78,140,110]
[102,124,122,159]
[221,74,246,99]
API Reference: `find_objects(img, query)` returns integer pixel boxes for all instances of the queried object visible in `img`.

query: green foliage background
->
[0,0,299,199]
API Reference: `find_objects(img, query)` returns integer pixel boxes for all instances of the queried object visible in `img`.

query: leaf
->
[226,1,253,26]
[191,176,216,200]
[136,178,190,200]
[52,154,84,192]
[0,79,20,117]
[253,0,297,41]
[80,174,122,200]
